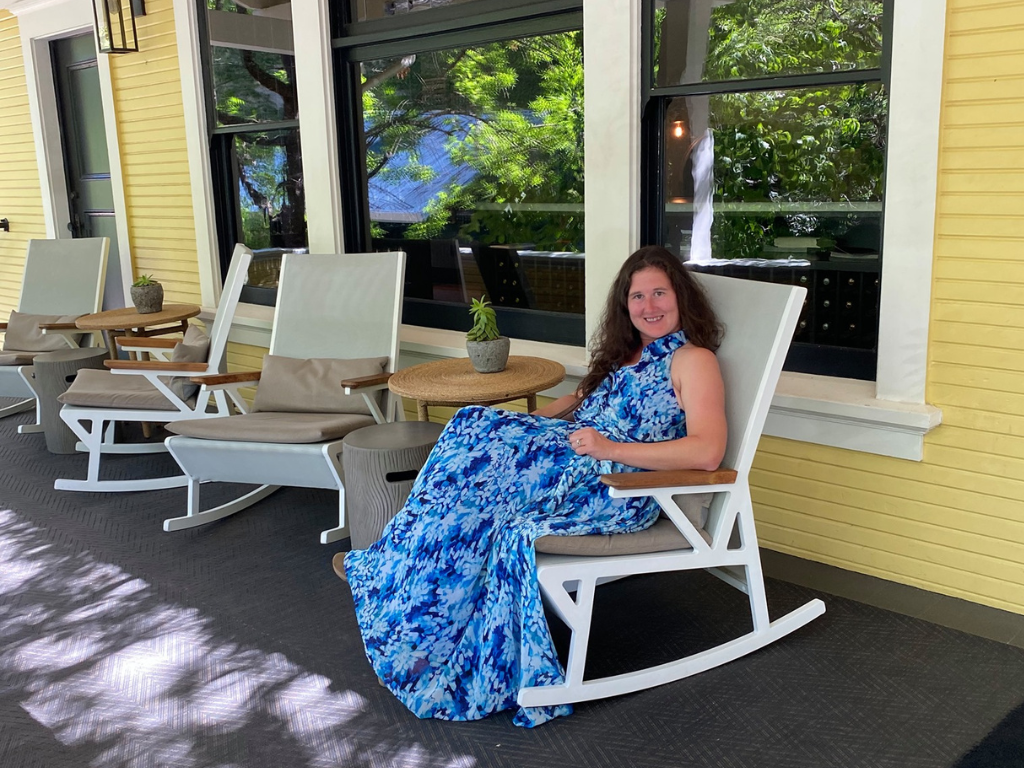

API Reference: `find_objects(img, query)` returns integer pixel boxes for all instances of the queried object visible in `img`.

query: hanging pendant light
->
[93,0,145,54]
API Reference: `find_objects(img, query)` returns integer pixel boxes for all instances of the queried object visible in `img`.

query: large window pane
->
[653,0,884,87]
[211,47,298,125]
[362,31,585,322]
[233,128,306,250]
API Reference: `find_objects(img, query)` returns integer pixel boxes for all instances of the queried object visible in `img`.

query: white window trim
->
[190,0,943,462]
[5,0,134,307]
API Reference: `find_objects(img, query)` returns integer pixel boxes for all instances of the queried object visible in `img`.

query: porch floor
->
[1,401,1022,768]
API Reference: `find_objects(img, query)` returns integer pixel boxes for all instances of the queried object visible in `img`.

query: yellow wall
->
[752,0,1024,615]
[107,0,201,304]
[0,10,47,315]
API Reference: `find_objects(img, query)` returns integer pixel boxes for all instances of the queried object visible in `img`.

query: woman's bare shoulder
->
[670,343,722,388]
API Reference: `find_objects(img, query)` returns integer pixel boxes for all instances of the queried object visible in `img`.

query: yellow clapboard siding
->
[757,518,1024,612]
[937,404,1024,437]
[927,423,1024,463]
[933,280,1024,305]
[933,256,1024,281]
[930,339,1024,372]
[751,483,1024,576]
[936,217,1024,238]
[940,147,1024,170]
[940,173,1024,194]
[932,301,1024,330]
[942,123,1024,147]
[950,6,1024,33]
[938,193,1024,216]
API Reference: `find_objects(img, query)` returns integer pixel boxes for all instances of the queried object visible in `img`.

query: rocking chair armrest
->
[104,360,209,373]
[38,321,82,331]
[189,370,262,386]
[599,467,738,491]
[341,371,393,390]
[115,335,179,350]
[0,322,6,332]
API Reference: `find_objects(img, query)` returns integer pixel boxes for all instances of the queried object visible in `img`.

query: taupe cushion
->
[167,324,210,400]
[167,411,376,443]
[58,368,192,411]
[0,351,42,366]
[535,493,713,556]
[252,355,389,416]
[3,311,82,352]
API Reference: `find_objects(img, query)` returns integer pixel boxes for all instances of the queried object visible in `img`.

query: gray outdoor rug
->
[1,399,1023,768]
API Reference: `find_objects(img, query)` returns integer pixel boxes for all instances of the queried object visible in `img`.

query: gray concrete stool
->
[33,347,108,453]
[343,420,445,549]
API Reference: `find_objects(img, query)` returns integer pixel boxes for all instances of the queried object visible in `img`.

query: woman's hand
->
[568,427,617,461]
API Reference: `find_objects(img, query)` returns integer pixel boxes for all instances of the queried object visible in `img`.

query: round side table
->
[342,421,445,549]
[33,347,109,453]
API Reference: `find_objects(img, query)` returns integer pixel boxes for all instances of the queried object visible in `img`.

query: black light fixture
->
[93,0,145,54]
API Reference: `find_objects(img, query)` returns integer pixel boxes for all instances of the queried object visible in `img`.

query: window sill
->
[221,310,941,459]
[766,372,942,461]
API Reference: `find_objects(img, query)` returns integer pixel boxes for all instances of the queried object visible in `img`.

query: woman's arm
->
[568,345,726,471]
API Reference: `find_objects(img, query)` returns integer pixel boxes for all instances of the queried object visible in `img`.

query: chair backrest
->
[269,251,405,371]
[18,238,109,316]
[204,244,255,374]
[694,272,805,476]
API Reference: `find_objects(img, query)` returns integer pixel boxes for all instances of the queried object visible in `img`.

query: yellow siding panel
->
[107,0,201,303]
[0,11,46,317]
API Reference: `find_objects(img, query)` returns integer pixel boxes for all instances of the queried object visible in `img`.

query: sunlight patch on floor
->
[0,508,475,767]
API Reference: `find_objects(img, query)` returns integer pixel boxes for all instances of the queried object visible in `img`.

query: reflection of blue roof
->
[367,116,478,223]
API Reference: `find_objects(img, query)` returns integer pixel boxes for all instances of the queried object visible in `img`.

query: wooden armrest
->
[600,468,738,490]
[38,322,81,331]
[0,322,7,331]
[189,370,261,385]
[115,335,179,349]
[341,372,393,389]
[104,360,209,372]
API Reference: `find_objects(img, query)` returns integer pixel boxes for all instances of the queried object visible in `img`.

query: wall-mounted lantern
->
[93,0,145,54]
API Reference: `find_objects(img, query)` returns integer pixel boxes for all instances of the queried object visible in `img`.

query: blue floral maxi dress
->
[344,331,690,727]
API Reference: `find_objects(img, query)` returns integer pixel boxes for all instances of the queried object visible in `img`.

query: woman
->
[341,245,727,727]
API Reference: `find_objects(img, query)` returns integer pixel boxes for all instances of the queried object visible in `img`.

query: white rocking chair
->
[163,251,406,544]
[519,272,825,708]
[0,237,109,433]
[53,244,253,493]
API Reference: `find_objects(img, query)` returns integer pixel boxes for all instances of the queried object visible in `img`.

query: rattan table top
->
[388,355,566,408]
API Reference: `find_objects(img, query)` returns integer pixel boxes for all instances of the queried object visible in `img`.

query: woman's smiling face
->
[627,266,681,346]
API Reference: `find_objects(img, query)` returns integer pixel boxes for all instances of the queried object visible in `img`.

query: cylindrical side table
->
[343,420,445,549]
[33,347,109,453]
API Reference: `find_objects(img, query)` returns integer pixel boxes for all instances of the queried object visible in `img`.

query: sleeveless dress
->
[344,330,690,727]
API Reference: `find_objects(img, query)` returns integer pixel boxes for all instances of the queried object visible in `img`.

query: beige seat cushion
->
[252,355,389,416]
[4,311,82,351]
[0,351,43,366]
[535,493,713,556]
[58,368,190,411]
[167,411,377,444]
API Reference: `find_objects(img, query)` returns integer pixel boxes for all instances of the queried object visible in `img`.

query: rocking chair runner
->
[519,272,825,708]
[53,244,254,493]
[0,238,109,433]
[163,251,406,544]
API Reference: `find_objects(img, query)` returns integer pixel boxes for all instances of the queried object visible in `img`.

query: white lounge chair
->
[0,238,109,433]
[163,251,406,544]
[519,272,826,708]
[53,244,253,493]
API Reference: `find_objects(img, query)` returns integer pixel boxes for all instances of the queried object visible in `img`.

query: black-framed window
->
[333,0,586,346]
[201,0,308,306]
[642,0,890,380]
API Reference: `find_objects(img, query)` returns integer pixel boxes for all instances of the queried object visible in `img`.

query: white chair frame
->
[0,238,109,433]
[163,251,406,544]
[53,245,253,493]
[518,273,826,709]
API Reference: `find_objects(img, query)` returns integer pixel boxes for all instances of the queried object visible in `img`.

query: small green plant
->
[466,296,500,342]
[132,274,159,287]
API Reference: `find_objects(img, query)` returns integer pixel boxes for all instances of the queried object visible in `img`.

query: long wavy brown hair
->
[577,246,722,400]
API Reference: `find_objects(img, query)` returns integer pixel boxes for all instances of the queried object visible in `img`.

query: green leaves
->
[132,274,158,287]
[466,296,500,342]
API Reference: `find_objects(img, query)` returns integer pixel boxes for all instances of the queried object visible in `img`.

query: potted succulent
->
[130,274,164,314]
[466,296,510,373]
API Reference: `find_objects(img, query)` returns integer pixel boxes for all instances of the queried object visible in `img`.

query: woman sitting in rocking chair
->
[339,245,727,727]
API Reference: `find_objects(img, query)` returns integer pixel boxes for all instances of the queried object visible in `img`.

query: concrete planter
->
[466,336,510,373]
[130,283,164,314]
